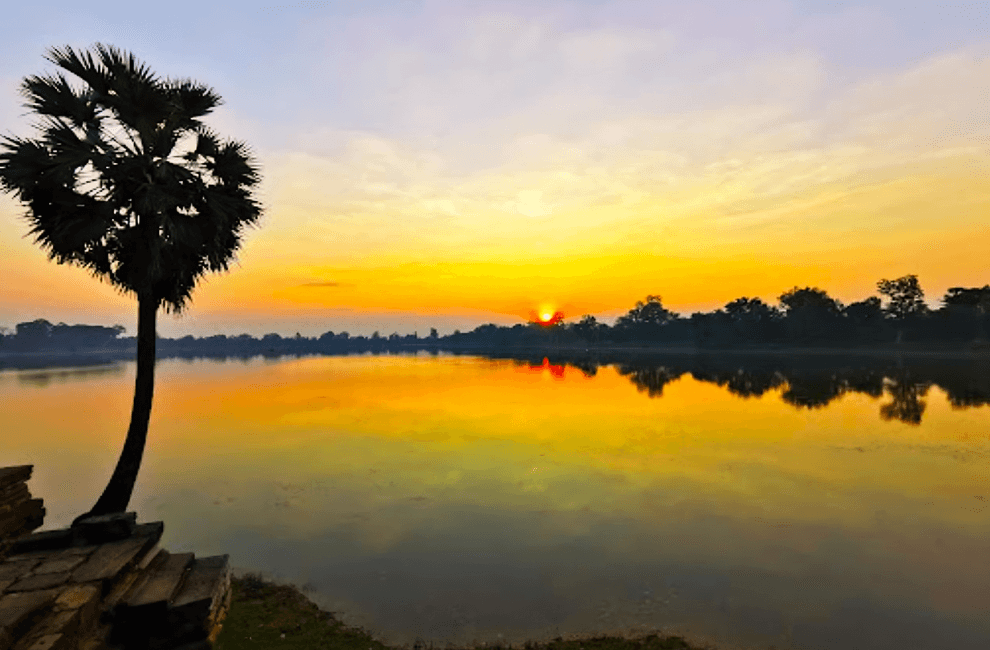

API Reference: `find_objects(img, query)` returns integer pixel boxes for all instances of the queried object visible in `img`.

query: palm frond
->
[0,136,51,196]
[208,139,261,188]
[3,43,264,314]
[46,46,109,96]
[20,73,98,127]
[165,79,222,130]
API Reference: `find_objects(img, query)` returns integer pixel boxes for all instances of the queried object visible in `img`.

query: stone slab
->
[0,502,44,541]
[71,513,136,546]
[16,633,71,650]
[28,608,79,640]
[124,552,194,609]
[69,531,158,586]
[100,547,164,616]
[1,550,53,566]
[32,556,87,576]
[0,562,38,583]
[7,573,71,593]
[0,485,29,509]
[168,554,230,637]
[0,589,60,645]
[0,468,31,491]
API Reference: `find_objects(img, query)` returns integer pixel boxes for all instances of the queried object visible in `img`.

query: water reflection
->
[6,363,125,387]
[2,352,989,649]
[485,351,988,424]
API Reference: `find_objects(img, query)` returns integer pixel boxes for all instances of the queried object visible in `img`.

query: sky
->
[0,0,988,337]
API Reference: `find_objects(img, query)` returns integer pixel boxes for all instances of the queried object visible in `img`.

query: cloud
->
[298,281,349,288]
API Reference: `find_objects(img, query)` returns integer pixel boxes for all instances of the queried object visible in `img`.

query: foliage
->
[877,274,928,321]
[0,43,262,311]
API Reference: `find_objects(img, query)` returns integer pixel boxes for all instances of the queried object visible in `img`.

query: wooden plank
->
[124,552,193,608]
[0,467,31,491]
[68,534,156,585]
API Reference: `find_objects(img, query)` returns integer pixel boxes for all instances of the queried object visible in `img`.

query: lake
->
[1,352,988,650]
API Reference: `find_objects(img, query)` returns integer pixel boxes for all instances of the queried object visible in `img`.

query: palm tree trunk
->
[73,292,157,525]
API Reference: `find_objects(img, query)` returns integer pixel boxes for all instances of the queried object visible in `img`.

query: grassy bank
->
[215,574,711,650]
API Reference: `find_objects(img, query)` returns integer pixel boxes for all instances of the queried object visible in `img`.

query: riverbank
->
[215,574,711,650]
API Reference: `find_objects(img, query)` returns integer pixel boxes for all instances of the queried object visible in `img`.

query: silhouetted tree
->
[877,275,929,343]
[573,314,604,344]
[877,275,928,320]
[778,287,844,344]
[723,297,783,344]
[940,285,990,343]
[615,295,674,342]
[843,296,885,343]
[0,44,262,523]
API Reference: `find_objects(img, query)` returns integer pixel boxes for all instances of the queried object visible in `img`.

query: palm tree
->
[0,44,262,525]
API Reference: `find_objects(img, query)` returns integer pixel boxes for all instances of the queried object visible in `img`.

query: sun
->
[531,306,564,326]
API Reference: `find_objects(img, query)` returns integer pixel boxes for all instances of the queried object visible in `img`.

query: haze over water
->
[2,353,988,650]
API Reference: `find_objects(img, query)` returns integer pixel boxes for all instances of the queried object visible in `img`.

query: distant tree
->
[877,275,928,344]
[778,287,843,315]
[940,285,990,342]
[723,297,782,344]
[877,275,928,320]
[777,287,844,344]
[615,295,674,342]
[844,296,882,323]
[0,44,262,523]
[843,296,885,344]
[14,319,54,350]
[942,285,990,311]
[573,314,603,344]
[429,327,439,340]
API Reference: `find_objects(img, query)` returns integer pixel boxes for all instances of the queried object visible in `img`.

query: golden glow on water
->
[1,355,988,648]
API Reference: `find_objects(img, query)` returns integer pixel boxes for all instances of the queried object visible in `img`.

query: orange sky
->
[1,2,988,337]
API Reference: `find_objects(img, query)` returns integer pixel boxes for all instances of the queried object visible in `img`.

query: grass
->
[215,573,712,650]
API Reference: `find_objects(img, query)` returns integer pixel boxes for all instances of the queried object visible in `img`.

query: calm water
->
[2,353,988,650]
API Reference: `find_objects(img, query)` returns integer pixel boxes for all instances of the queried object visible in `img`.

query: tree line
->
[451,274,990,350]
[3,274,989,355]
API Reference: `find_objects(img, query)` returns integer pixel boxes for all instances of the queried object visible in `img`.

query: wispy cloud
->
[298,281,349,288]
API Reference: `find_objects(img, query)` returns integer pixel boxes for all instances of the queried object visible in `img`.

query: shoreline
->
[0,342,988,366]
[218,572,717,650]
